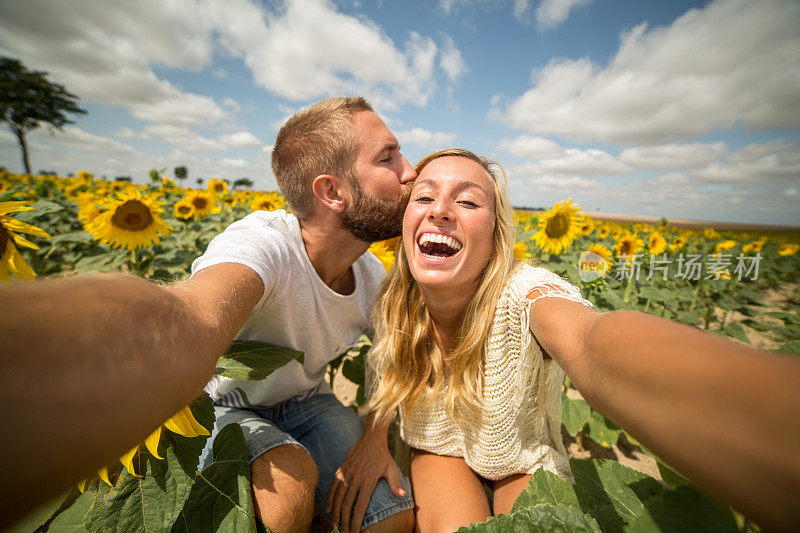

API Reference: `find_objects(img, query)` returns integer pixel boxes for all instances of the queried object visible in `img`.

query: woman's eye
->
[459,200,479,207]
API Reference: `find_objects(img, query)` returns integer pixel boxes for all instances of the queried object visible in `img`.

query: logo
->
[578,250,610,282]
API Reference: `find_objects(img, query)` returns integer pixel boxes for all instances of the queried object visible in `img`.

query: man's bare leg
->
[250,444,318,533]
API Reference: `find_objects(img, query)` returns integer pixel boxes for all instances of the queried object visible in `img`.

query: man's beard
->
[340,182,411,243]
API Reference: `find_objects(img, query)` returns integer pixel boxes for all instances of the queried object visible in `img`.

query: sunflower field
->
[2,169,799,532]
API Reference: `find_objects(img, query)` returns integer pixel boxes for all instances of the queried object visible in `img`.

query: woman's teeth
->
[418,233,462,257]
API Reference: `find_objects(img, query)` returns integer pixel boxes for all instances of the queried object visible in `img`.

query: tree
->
[174,165,188,182]
[0,57,87,174]
[233,177,254,190]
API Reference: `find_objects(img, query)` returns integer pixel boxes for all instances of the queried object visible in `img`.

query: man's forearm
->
[566,310,800,529]
[0,273,224,523]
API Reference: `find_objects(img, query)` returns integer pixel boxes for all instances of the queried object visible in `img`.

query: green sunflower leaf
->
[457,504,600,532]
[172,423,257,532]
[83,395,213,533]
[216,340,305,381]
[561,396,591,436]
[48,490,95,532]
[627,484,737,532]
[569,459,663,532]
[585,410,621,448]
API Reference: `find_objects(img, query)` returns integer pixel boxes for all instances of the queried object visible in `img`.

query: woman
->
[327,149,800,533]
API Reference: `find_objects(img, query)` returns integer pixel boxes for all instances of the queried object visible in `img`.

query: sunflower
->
[184,190,221,218]
[173,200,196,220]
[578,216,595,236]
[0,181,9,194]
[597,225,611,240]
[742,238,767,253]
[614,231,644,261]
[778,243,799,256]
[713,240,737,254]
[250,192,284,212]
[76,194,106,226]
[80,405,209,490]
[648,231,667,255]
[221,195,237,208]
[668,235,688,253]
[369,239,397,272]
[84,191,172,251]
[206,179,228,195]
[514,241,532,261]
[531,198,583,254]
[110,180,132,194]
[703,227,722,240]
[587,243,613,265]
[0,201,53,280]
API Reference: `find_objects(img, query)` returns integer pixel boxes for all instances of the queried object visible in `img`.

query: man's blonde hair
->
[365,149,517,427]
[271,96,373,218]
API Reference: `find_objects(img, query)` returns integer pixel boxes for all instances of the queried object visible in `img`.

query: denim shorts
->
[198,393,413,529]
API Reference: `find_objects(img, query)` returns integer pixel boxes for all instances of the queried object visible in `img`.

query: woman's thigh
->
[410,449,491,533]
[491,473,532,516]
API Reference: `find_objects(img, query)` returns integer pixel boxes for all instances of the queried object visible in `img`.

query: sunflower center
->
[0,225,9,255]
[111,200,154,231]
[178,205,191,215]
[620,240,633,256]
[192,197,208,209]
[214,184,224,192]
[545,212,569,238]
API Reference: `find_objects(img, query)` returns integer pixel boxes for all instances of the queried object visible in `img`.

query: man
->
[192,98,416,533]
[0,97,415,533]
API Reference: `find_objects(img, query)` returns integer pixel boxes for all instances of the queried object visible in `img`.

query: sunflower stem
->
[130,248,142,276]
[644,297,651,313]
[622,272,635,305]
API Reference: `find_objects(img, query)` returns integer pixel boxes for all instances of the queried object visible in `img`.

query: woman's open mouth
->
[417,232,462,258]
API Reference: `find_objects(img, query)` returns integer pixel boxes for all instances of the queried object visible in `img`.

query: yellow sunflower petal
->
[0,201,34,215]
[10,232,40,250]
[98,466,112,486]
[164,406,210,437]
[145,426,164,459]
[120,445,142,477]
[8,244,36,279]
[2,217,53,240]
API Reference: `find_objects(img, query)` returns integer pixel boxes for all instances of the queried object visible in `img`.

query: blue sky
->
[1,0,798,225]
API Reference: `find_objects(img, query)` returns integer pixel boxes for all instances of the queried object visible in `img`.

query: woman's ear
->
[311,174,348,213]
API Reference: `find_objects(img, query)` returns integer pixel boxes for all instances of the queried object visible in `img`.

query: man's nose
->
[399,155,417,184]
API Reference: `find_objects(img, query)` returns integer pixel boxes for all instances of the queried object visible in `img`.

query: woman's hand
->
[326,420,406,533]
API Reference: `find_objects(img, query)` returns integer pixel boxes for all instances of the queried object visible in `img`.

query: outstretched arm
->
[528,295,800,531]
[0,263,263,526]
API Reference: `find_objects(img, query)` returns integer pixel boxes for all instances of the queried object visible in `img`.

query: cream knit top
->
[398,263,593,481]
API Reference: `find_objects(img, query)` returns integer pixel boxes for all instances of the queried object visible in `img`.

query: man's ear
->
[311,174,348,213]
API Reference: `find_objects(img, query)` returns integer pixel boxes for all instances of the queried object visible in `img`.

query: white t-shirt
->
[190,209,386,408]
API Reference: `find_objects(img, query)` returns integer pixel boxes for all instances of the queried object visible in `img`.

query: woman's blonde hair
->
[365,149,517,426]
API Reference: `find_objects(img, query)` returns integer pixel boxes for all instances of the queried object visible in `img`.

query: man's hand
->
[326,423,405,533]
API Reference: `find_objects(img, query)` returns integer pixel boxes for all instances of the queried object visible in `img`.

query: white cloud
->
[691,140,800,184]
[207,0,442,109]
[144,125,227,153]
[619,142,727,170]
[518,148,630,176]
[498,135,564,158]
[219,131,262,148]
[439,35,469,83]
[0,0,227,128]
[396,128,458,148]
[113,127,151,141]
[535,0,596,31]
[495,0,800,144]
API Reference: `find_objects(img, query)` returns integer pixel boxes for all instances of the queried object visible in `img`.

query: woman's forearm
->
[566,310,800,529]
[0,273,224,525]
